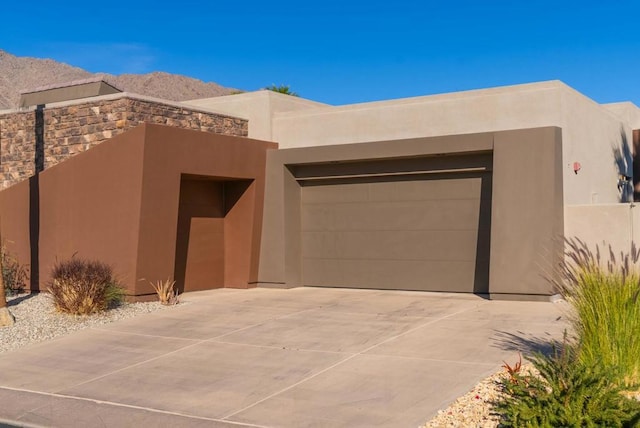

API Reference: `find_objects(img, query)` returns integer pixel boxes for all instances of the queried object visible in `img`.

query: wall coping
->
[0,92,247,123]
[19,76,122,95]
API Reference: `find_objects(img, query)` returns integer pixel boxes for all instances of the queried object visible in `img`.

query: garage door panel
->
[360,260,477,292]
[329,230,481,261]
[301,205,335,231]
[300,169,491,293]
[367,177,484,202]
[301,183,370,204]
[334,200,482,232]
[302,258,345,286]
[301,231,337,258]
[303,199,484,232]
[303,258,477,292]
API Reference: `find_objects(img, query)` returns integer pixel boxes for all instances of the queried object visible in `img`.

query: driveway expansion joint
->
[0,385,269,428]
[219,303,480,421]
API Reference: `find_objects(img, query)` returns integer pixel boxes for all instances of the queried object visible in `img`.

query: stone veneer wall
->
[0,96,248,188]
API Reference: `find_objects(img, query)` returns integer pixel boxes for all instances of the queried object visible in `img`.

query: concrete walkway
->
[0,288,568,427]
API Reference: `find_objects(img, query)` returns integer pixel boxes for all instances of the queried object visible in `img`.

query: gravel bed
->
[421,364,640,427]
[419,369,506,428]
[1,292,170,354]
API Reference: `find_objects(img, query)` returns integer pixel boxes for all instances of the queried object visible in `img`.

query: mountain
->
[0,50,236,109]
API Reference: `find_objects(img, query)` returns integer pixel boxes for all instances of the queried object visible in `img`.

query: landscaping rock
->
[0,306,15,327]
[0,292,169,353]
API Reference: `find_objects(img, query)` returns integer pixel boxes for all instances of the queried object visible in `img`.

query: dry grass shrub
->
[149,278,179,305]
[1,243,28,295]
[48,258,125,315]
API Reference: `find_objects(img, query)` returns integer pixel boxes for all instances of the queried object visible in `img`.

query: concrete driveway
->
[0,287,568,427]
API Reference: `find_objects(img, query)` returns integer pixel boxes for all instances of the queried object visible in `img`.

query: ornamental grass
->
[554,238,640,389]
[48,258,125,315]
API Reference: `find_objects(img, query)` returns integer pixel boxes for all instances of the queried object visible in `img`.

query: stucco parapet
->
[186,89,329,109]
[0,92,247,124]
[272,81,571,119]
[601,102,640,128]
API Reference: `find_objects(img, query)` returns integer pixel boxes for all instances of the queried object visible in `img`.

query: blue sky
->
[2,1,639,105]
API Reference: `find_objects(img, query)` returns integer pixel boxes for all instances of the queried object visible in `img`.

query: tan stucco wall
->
[602,102,640,129]
[564,203,640,256]
[559,89,632,205]
[272,82,563,146]
[183,82,637,207]
[183,90,327,141]
[269,81,629,206]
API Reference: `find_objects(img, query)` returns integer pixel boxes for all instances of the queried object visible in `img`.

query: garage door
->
[298,156,492,293]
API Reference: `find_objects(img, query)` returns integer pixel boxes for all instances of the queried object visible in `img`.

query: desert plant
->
[264,84,298,96]
[149,278,179,305]
[502,353,523,385]
[0,251,13,327]
[0,226,15,327]
[48,258,125,315]
[554,238,640,388]
[495,343,640,427]
[1,244,28,296]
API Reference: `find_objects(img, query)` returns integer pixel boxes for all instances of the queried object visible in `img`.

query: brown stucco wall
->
[0,124,275,298]
[0,125,146,293]
[0,96,248,189]
[133,124,276,296]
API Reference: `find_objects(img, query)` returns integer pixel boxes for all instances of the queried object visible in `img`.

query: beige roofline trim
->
[19,76,121,95]
[0,92,247,122]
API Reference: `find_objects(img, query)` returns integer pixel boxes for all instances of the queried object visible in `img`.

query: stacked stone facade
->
[0,96,248,188]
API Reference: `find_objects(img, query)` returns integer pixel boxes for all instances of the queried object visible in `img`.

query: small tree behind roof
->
[265,84,298,97]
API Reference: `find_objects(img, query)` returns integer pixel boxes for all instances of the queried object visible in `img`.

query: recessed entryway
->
[174,175,254,293]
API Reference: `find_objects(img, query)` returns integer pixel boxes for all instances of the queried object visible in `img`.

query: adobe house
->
[187,81,639,300]
[1,79,638,300]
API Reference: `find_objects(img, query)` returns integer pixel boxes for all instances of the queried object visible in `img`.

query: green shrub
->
[48,258,125,315]
[495,343,640,427]
[494,238,640,426]
[1,244,28,296]
[555,238,640,388]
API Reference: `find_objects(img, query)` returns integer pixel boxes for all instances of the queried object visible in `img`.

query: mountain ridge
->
[0,49,236,109]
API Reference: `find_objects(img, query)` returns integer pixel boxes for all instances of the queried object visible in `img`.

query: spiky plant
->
[495,343,640,427]
[149,278,179,305]
[553,238,640,388]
